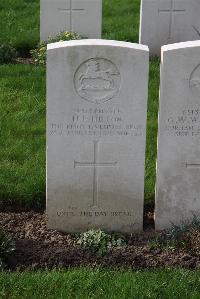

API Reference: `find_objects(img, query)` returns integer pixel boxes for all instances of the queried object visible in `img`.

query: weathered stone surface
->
[47,39,149,233]
[40,0,102,41]
[155,41,200,230]
[140,0,200,56]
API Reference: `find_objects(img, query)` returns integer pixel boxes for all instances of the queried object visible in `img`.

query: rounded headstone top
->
[47,39,149,52]
[162,40,200,52]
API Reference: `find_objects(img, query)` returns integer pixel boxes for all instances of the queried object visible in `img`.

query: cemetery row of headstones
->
[47,39,200,233]
[43,1,200,233]
[41,0,200,56]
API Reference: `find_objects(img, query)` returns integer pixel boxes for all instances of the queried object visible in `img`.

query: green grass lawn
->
[0,0,39,56]
[0,0,140,55]
[103,0,140,42]
[0,65,46,209]
[0,268,200,299]
[0,0,159,209]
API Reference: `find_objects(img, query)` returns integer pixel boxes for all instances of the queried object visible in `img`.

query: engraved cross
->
[158,0,185,40]
[74,141,117,208]
[58,0,85,31]
[186,162,200,169]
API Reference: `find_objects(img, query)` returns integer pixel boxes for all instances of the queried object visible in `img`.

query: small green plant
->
[0,229,15,270]
[166,216,200,248]
[148,216,200,251]
[77,229,126,255]
[0,44,18,64]
[147,239,160,250]
[30,31,82,65]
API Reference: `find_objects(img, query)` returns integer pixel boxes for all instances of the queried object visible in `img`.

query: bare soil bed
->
[0,211,199,271]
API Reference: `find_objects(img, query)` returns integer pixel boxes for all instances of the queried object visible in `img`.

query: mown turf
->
[0,64,46,209]
[0,0,39,56]
[0,0,140,55]
[145,58,160,201]
[0,268,200,299]
[103,0,140,42]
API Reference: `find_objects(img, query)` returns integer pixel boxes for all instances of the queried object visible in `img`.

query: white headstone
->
[47,39,149,233]
[155,41,200,230]
[40,0,102,41]
[139,0,200,56]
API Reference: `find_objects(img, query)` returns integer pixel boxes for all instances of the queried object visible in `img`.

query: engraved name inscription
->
[165,108,200,137]
[50,107,143,137]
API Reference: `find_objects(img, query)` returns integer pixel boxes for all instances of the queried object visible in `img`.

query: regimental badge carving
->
[189,64,200,97]
[74,58,121,104]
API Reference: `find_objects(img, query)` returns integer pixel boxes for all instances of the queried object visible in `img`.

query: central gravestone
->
[47,40,149,233]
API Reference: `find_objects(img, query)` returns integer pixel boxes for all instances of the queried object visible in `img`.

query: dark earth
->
[0,204,199,271]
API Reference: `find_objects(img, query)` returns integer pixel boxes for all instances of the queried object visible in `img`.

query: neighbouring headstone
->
[40,0,102,41]
[155,41,200,230]
[139,0,200,56]
[47,39,149,233]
